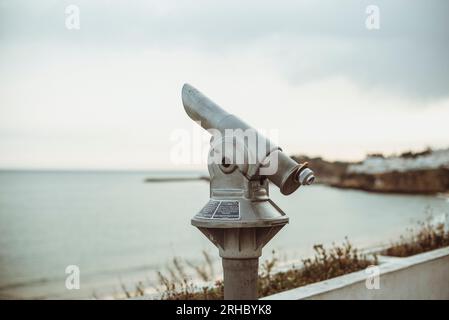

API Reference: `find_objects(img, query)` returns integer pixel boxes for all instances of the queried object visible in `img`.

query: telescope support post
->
[183,83,315,300]
[222,258,259,300]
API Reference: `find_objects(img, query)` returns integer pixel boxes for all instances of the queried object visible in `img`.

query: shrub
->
[152,239,377,300]
[258,239,377,297]
[384,212,449,257]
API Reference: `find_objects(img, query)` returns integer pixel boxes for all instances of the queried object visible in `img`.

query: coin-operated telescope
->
[182,84,314,300]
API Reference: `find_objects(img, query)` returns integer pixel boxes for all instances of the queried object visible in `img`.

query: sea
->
[0,170,447,299]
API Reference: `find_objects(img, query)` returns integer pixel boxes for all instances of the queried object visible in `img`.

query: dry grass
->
[156,252,223,300]
[149,238,377,300]
[258,239,377,297]
[115,209,449,300]
[384,212,449,257]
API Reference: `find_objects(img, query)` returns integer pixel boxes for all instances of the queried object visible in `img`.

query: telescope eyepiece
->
[297,167,315,186]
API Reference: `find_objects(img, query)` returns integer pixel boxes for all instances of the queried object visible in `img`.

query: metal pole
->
[183,84,315,300]
[222,258,259,300]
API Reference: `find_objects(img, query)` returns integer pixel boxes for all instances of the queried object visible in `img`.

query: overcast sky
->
[1,0,448,169]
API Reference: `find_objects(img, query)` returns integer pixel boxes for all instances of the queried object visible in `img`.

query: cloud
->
[0,1,448,168]
[1,0,448,100]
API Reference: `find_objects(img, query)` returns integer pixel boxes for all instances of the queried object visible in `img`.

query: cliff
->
[335,168,449,194]
[292,148,449,194]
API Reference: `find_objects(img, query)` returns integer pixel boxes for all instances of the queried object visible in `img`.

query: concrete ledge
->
[262,246,449,300]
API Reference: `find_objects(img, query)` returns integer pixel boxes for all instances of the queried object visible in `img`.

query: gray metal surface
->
[182,84,314,300]
[222,258,259,300]
[182,83,314,195]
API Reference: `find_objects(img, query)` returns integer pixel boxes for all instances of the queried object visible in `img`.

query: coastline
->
[293,148,449,195]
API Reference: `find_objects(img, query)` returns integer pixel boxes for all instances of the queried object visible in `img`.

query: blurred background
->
[0,0,448,299]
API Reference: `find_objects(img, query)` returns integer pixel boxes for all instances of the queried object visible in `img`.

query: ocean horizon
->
[0,170,447,299]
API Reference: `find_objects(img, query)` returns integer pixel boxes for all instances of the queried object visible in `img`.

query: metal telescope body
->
[182,84,314,300]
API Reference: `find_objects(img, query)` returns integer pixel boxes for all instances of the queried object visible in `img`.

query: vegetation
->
[258,240,377,297]
[147,238,377,300]
[384,212,449,257]
[115,210,448,300]
[156,252,223,300]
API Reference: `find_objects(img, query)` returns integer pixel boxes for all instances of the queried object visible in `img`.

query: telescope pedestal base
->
[222,258,258,300]
[193,199,288,300]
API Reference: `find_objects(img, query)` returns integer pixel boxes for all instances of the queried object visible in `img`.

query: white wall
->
[262,247,449,300]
